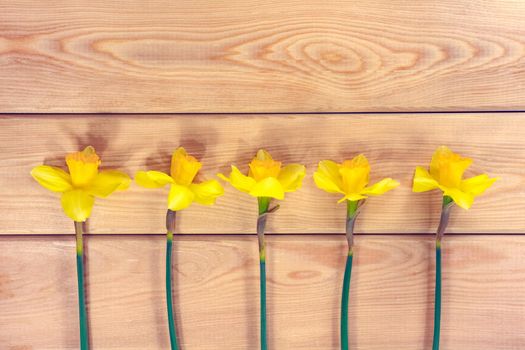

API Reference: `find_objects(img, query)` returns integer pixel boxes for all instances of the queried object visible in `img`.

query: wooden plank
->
[0,235,523,349]
[0,114,522,235]
[0,1,524,112]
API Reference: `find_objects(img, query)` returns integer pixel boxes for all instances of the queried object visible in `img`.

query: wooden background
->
[1,1,525,349]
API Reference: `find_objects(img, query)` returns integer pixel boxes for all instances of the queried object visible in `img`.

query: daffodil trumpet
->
[219,149,306,350]
[135,147,224,350]
[412,146,497,350]
[313,154,399,350]
[30,146,131,350]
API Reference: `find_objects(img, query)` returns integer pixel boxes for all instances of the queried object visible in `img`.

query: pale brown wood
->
[0,235,523,349]
[0,1,524,112]
[0,114,522,235]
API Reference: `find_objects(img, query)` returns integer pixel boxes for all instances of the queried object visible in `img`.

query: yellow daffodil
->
[313,154,399,203]
[217,149,306,199]
[135,147,223,211]
[413,146,498,209]
[314,154,398,349]
[218,149,305,349]
[31,146,130,222]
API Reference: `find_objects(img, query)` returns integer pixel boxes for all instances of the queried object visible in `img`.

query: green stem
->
[259,259,267,350]
[433,239,442,350]
[257,197,270,350]
[432,196,453,350]
[341,249,353,350]
[74,221,89,350]
[166,210,179,350]
[341,200,359,350]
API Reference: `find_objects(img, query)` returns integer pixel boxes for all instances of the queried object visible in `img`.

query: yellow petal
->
[135,170,174,188]
[249,177,285,199]
[461,174,498,196]
[31,165,72,192]
[339,166,369,194]
[248,156,281,181]
[362,178,400,196]
[61,189,95,222]
[441,159,472,188]
[256,149,274,161]
[170,147,202,186]
[278,164,306,192]
[190,180,224,205]
[247,149,282,181]
[342,154,370,169]
[337,193,367,203]
[66,146,100,187]
[313,172,342,194]
[430,146,472,188]
[412,166,439,192]
[217,173,230,182]
[167,183,195,211]
[218,166,257,193]
[442,187,474,210]
[339,154,371,194]
[86,170,130,198]
[173,147,187,158]
[314,160,343,192]
[430,146,453,175]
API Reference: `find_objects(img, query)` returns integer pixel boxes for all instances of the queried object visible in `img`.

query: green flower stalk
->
[135,147,224,350]
[341,200,359,350]
[313,154,399,350]
[257,197,270,350]
[432,196,453,350]
[257,197,280,350]
[166,210,180,350]
[74,222,89,350]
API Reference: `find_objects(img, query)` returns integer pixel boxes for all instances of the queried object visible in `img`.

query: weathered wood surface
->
[1,235,523,350]
[1,1,524,112]
[0,114,521,234]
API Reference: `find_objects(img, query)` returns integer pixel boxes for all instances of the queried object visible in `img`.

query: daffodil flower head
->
[218,149,306,200]
[30,146,131,222]
[413,146,498,210]
[135,147,224,211]
[313,154,399,203]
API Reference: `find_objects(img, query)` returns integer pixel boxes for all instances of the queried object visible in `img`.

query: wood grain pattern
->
[1,1,524,112]
[1,235,523,349]
[1,114,522,235]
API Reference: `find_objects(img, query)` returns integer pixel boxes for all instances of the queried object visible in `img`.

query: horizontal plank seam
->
[2,110,525,116]
[1,233,524,237]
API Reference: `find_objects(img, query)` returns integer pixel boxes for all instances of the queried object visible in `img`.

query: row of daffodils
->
[31,146,497,350]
